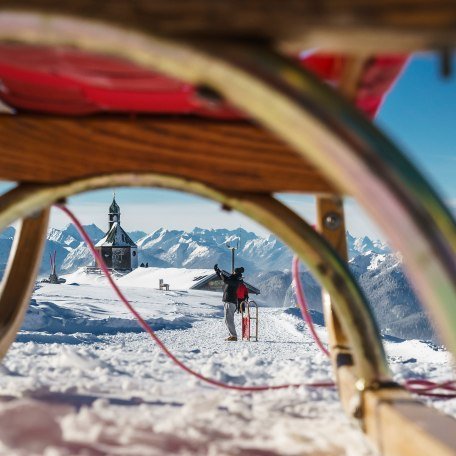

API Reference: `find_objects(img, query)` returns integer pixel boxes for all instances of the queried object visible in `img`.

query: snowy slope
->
[0,275,453,455]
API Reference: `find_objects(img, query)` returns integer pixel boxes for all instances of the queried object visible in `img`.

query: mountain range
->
[0,223,436,342]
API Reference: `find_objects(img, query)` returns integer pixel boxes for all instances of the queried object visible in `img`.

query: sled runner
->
[0,2,455,455]
[241,300,258,342]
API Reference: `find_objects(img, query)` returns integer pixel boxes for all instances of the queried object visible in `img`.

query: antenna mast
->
[226,237,240,273]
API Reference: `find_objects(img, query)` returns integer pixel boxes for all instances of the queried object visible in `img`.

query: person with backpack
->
[214,264,243,341]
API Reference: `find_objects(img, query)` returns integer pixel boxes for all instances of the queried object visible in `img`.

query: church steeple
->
[108,193,120,229]
[93,194,138,273]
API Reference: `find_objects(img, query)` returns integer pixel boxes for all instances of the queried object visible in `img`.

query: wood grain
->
[316,196,356,412]
[364,388,456,456]
[2,0,456,51]
[0,116,336,194]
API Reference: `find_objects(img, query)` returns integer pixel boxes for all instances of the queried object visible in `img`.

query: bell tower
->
[108,193,120,229]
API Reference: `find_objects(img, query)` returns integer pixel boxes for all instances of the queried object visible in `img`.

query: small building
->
[190,270,260,295]
[92,195,138,272]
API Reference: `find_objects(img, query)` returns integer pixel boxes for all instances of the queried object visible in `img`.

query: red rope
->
[291,254,456,399]
[292,256,330,357]
[404,379,456,398]
[57,203,455,399]
[56,204,334,392]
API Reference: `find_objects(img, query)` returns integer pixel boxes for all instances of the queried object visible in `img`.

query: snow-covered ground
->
[0,268,454,455]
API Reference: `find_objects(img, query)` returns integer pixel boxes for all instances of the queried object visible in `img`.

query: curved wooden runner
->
[0,210,49,359]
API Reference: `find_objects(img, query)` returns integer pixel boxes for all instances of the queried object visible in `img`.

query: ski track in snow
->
[0,273,454,455]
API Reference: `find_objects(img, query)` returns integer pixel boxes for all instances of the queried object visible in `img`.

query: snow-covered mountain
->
[281,250,437,342]
[0,224,393,278]
[351,251,436,341]
[346,232,390,257]
[0,224,105,278]
[135,227,260,271]
[128,230,147,242]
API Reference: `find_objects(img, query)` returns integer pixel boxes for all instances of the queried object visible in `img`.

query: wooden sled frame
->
[0,7,455,455]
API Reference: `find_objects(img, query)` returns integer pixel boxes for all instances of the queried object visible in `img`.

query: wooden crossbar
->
[0,116,336,194]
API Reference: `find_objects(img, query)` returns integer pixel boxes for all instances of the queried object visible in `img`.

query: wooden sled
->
[0,2,455,455]
[241,300,258,342]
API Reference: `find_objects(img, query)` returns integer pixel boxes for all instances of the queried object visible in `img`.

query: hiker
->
[214,264,243,341]
[237,279,249,314]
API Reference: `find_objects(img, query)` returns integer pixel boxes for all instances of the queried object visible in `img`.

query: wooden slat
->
[0,116,336,193]
[364,388,456,456]
[316,196,357,411]
[2,1,456,52]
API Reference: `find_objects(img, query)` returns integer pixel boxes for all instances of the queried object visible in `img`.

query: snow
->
[117,267,214,290]
[0,269,454,455]
[65,267,214,290]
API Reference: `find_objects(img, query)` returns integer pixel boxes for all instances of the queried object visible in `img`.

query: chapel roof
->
[96,222,137,247]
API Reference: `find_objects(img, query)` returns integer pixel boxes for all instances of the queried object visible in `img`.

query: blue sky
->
[2,53,455,239]
[376,53,456,201]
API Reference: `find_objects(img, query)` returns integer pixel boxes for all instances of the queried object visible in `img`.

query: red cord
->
[292,256,330,357]
[56,203,455,399]
[404,379,456,398]
[56,204,334,392]
[292,254,456,399]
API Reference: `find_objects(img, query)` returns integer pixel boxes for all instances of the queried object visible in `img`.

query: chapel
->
[94,195,138,272]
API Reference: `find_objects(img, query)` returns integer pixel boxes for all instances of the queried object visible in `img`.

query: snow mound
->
[22,299,194,335]
[63,267,214,291]
[62,268,110,285]
[116,267,214,290]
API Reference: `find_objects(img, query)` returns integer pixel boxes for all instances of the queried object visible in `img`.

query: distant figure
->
[140,263,145,268]
[145,262,149,268]
[237,278,249,314]
[214,264,244,341]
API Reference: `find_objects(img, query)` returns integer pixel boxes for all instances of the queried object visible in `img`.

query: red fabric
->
[0,44,406,118]
[301,53,407,118]
[301,53,346,85]
[242,316,251,340]
[237,282,249,299]
[0,44,239,117]
[355,56,408,118]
